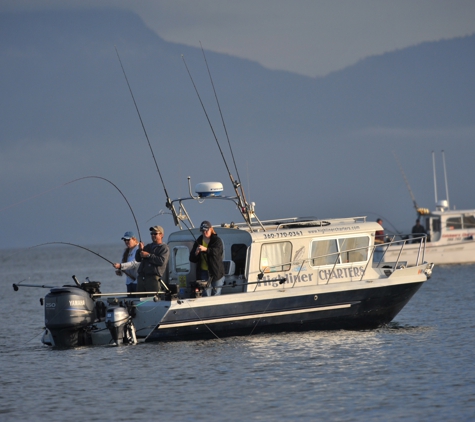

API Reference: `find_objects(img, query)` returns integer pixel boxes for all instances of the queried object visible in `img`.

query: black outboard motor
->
[105,306,137,346]
[44,286,97,347]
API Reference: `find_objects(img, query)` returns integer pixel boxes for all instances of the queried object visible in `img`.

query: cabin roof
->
[427,209,475,217]
[167,216,381,243]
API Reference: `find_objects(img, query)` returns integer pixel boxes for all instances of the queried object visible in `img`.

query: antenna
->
[432,150,438,204]
[442,150,450,208]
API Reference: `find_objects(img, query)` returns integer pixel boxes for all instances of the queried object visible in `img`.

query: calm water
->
[1,245,474,421]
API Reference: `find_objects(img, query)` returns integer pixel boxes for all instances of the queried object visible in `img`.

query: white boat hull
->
[384,239,475,265]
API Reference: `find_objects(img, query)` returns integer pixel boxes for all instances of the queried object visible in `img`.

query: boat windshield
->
[463,214,475,229]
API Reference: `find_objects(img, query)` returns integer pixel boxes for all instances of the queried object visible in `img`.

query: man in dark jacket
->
[189,220,225,296]
[135,225,170,294]
[411,219,427,243]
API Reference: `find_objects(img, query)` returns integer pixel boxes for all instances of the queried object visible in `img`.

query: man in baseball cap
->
[135,226,169,295]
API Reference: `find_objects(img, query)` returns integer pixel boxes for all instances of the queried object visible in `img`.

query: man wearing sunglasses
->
[189,220,225,296]
[135,225,170,295]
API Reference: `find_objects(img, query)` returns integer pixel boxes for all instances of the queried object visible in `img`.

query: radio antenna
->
[441,150,450,208]
[432,150,438,204]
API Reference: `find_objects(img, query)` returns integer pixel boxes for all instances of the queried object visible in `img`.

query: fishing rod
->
[115,47,180,227]
[13,273,78,291]
[64,175,141,242]
[0,176,140,240]
[181,54,253,228]
[25,241,136,281]
[392,151,429,217]
[147,209,198,242]
[392,151,419,212]
[29,241,114,264]
[359,211,403,236]
[199,43,249,208]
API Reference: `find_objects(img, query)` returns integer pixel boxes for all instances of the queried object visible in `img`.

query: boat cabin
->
[419,203,475,243]
[166,217,392,297]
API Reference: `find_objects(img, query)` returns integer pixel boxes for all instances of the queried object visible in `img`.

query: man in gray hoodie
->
[135,225,170,294]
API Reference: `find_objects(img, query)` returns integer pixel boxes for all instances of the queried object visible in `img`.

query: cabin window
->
[311,236,369,266]
[338,237,369,263]
[231,244,247,276]
[260,242,292,272]
[463,214,475,229]
[172,246,190,273]
[311,239,339,266]
[446,217,462,230]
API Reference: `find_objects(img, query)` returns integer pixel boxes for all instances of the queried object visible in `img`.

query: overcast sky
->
[3,0,475,77]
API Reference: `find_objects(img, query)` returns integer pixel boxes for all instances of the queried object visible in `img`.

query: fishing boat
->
[382,203,475,266]
[13,52,433,347]
[18,178,432,347]
[383,151,475,265]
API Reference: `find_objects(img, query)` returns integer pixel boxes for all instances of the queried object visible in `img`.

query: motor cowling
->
[105,306,137,346]
[44,286,96,347]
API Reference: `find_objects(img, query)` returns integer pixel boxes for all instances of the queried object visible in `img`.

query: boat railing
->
[256,235,427,288]
[274,216,367,230]
[373,234,427,268]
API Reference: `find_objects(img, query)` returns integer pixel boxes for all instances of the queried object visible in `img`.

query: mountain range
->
[1,9,474,247]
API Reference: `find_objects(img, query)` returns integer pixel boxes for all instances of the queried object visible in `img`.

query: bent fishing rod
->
[21,241,136,282]
[1,175,141,241]
[63,175,142,242]
[115,46,180,227]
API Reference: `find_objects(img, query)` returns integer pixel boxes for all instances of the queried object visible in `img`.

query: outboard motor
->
[105,306,137,346]
[44,286,97,347]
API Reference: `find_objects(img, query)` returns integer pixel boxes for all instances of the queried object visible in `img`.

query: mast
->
[432,150,438,204]
[442,150,450,209]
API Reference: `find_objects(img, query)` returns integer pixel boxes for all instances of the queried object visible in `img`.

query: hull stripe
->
[158,303,354,329]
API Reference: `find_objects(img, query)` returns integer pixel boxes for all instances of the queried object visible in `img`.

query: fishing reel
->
[190,280,210,298]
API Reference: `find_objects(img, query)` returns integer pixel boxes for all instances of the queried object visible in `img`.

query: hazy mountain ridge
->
[1,9,474,247]
[2,9,474,145]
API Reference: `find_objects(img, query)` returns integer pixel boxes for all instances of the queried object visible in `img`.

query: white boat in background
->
[383,151,475,266]
[383,202,475,266]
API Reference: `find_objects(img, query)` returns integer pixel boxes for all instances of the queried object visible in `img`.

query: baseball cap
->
[121,231,135,240]
[200,221,212,231]
[149,225,164,234]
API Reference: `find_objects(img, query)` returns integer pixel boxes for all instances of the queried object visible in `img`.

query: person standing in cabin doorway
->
[135,226,170,295]
[189,220,225,296]
[411,218,427,243]
[112,231,139,293]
